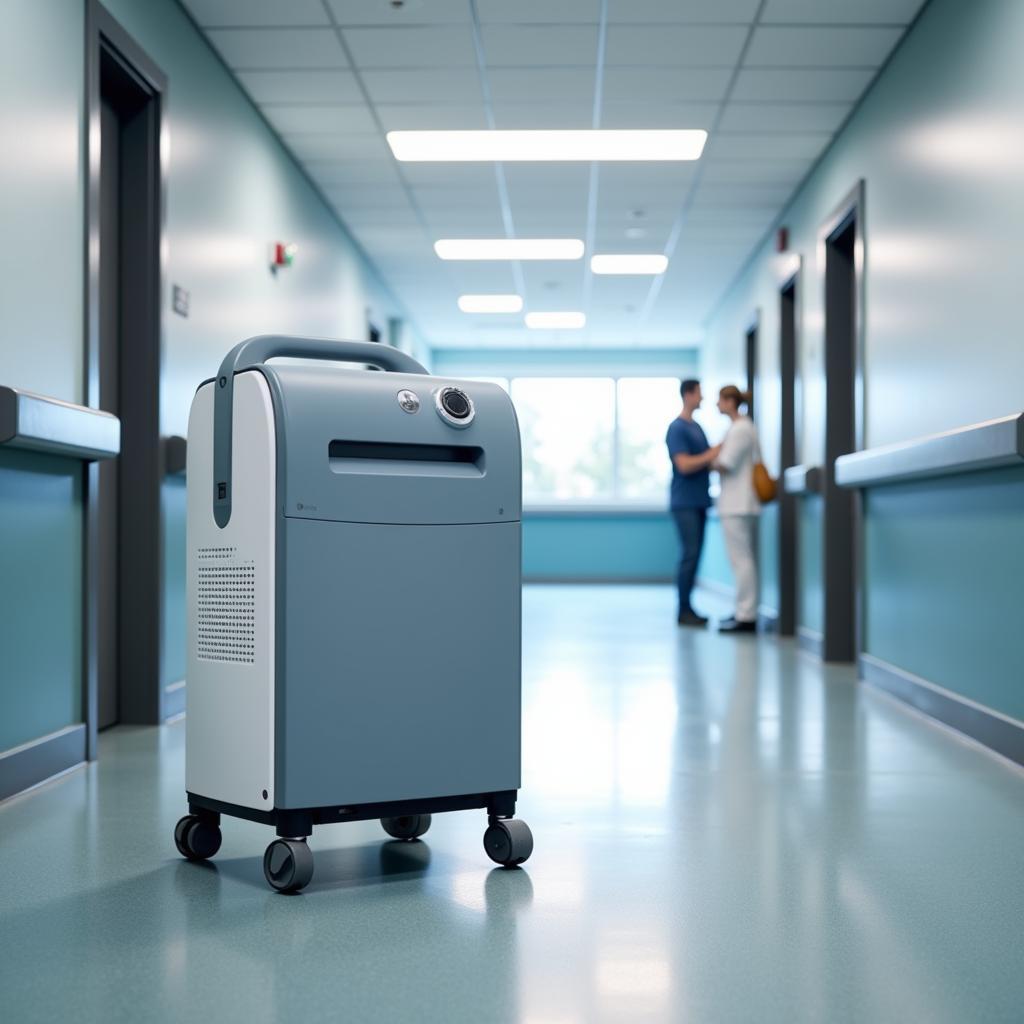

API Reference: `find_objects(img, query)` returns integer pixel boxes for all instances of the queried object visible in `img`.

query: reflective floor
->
[2,585,1023,1022]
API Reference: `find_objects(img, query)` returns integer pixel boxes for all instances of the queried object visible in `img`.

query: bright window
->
[464,375,682,505]
[616,378,683,501]
[511,378,616,501]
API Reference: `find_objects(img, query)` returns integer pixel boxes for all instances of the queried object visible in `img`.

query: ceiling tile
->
[718,102,852,132]
[327,183,412,209]
[477,0,600,23]
[598,101,718,129]
[482,25,599,66]
[235,69,361,103]
[761,0,925,24]
[327,0,471,25]
[375,104,488,130]
[606,25,747,66]
[607,0,761,23]
[701,159,811,185]
[205,28,348,68]
[745,26,905,67]
[307,159,402,187]
[182,0,330,27]
[341,26,477,68]
[603,67,733,103]
[283,133,389,161]
[731,67,876,102]
[399,163,497,187]
[260,104,376,134]
[491,102,594,129]
[707,132,832,160]
[361,68,483,104]
[412,184,502,209]
[487,68,596,104]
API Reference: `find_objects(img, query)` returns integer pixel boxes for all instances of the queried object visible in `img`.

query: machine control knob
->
[435,386,475,428]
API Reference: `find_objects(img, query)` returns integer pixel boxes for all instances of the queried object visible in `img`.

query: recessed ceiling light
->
[388,130,707,162]
[591,254,668,275]
[525,311,586,329]
[435,239,584,261]
[457,294,523,313]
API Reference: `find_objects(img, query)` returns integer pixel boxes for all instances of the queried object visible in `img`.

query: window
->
[511,378,616,500]
[467,375,682,505]
[615,378,683,501]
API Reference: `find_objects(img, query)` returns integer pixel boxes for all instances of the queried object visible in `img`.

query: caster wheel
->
[484,818,533,867]
[263,838,314,893]
[381,814,431,840]
[174,815,222,861]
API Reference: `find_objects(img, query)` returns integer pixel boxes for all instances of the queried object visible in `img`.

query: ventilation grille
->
[196,546,255,664]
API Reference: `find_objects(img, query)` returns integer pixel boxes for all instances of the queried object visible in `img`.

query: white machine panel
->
[186,371,276,810]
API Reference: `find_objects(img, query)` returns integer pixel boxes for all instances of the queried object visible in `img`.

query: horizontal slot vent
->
[328,440,484,478]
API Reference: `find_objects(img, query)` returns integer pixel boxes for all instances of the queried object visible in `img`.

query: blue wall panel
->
[864,467,1024,722]
[0,452,83,751]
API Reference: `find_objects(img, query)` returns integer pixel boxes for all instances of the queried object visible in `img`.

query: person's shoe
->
[719,615,737,628]
[718,619,757,634]
[678,611,709,627]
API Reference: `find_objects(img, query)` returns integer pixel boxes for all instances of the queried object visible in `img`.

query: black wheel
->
[263,838,314,893]
[174,814,222,861]
[381,814,432,840]
[484,818,533,867]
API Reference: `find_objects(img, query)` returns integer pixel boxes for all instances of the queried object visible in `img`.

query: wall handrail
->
[0,386,120,461]
[835,412,1024,488]
[783,464,822,495]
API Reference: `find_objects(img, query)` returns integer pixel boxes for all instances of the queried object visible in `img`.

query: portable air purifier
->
[174,337,532,892]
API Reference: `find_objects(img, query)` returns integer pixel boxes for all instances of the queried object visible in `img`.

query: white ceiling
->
[181,0,926,350]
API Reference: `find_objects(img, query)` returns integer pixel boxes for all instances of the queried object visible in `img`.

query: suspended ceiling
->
[181,0,926,349]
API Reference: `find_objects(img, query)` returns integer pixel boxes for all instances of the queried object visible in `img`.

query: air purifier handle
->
[211,336,428,529]
[222,335,429,378]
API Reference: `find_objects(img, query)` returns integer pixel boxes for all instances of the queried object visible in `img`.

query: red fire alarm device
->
[270,242,297,271]
[775,227,789,253]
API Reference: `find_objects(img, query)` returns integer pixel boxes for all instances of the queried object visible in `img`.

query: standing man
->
[666,379,721,627]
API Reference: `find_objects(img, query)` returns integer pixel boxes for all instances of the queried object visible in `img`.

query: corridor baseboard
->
[797,626,823,658]
[0,724,86,802]
[695,577,735,600]
[860,654,1024,767]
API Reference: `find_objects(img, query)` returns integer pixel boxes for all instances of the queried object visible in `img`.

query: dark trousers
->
[671,507,707,615]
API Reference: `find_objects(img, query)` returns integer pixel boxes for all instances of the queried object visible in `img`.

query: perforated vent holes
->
[196,546,255,663]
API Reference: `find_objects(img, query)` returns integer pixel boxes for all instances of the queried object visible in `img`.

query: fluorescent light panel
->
[435,239,584,261]
[591,254,669,275]
[458,294,523,313]
[525,312,586,330]
[388,129,707,162]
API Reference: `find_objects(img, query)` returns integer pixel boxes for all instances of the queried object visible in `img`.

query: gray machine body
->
[187,344,522,814]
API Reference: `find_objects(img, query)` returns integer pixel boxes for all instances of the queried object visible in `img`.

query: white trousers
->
[720,514,759,622]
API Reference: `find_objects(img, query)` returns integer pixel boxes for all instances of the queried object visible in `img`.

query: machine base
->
[178,788,530,892]
[186,788,519,838]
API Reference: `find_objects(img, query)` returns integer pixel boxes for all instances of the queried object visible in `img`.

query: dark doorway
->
[87,3,166,735]
[744,323,757,421]
[820,186,863,662]
[777,277,798,637]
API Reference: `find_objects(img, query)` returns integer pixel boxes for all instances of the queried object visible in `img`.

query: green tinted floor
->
[1,585,1022,1023]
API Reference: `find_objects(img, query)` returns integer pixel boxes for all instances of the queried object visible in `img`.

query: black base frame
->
[188,788,519,838]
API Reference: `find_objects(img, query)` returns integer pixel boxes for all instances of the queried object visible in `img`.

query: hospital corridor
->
[1,1,1023,1022]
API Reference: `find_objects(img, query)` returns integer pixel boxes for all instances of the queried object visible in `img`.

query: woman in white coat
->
[714,385,761,633]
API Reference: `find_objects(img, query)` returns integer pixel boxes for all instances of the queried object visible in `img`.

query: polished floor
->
[1,585,1022,1023]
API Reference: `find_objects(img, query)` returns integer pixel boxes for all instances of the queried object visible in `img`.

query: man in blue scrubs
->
[666,379,720,626]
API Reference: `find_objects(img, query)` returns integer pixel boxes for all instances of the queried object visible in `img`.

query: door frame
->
[743,311,759,422]
[816,180,866,663]
[84,0,168,753]
[776,253,802,637]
